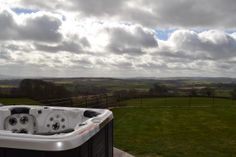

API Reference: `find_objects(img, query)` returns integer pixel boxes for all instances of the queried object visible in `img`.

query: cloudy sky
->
[0,0,236,78]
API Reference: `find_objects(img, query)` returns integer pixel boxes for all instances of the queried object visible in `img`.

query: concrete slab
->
[114,147,134,157]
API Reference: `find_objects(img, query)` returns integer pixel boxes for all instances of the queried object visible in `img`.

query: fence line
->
[34,95,236,109]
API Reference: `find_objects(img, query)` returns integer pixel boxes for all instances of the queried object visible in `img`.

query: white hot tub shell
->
[0,105,113,157]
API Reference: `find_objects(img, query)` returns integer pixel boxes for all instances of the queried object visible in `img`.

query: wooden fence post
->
[85,97,88,108]
[106,95,108,108]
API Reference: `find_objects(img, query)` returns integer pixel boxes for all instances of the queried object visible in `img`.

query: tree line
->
[1,80,236,107]
[113,83,236,101]
[0,79,72,106]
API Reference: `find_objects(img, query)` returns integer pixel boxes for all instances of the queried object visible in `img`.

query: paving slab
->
[114,147,134,157]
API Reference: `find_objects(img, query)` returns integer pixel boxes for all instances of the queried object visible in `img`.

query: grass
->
[112,97,236,157]
[122,97,235,107]
[0,98,41,105]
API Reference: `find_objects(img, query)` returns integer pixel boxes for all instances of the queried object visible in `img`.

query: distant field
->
[0,98,40,105]
[215,89,232,98]
[0,85,16,88]
[113,97,236,157]
[105,83,150,91]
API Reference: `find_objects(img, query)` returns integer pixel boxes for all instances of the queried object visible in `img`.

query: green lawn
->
[0,98,40,105]
[113,97,236,157]
[122,97,235,107]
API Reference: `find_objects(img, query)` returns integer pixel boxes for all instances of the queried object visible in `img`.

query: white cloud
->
[0,3,236,77]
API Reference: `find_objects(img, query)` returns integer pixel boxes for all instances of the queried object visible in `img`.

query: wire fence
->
[37,95,236,109]
[37,94,124,109]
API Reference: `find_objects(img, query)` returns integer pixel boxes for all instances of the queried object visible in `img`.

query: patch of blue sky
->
[12,8,39,14]
[12,8,66,21]
[154,28,176,40]
[225,29,236,34]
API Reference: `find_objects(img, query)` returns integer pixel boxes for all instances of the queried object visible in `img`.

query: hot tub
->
[0,105,113,157]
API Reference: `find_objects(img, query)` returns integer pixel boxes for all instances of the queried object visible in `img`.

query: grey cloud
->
[7,0,236,28]
[35,41,81,53]
[150,0,219,27]
[16,0,67,11]
[107,26,158,55]
[108,46,144,55]
[111,61,133,69]
[123,0,236,28]
[137,62,168,70]
[0,63,62,77]
[19,14,62,42]
[80,38,90,48]
[0,8,62,42]
[0,50,12,60]
[0,9,18,39]
[34,36,91,53]
[71,0,124,16]
[17,0,125,16]
[0,42,32,52]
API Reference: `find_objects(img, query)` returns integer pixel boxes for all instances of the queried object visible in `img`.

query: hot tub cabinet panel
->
[0,106,113,157]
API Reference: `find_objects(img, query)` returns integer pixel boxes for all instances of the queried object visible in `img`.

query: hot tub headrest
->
[84,110,100,118]
[10,107,30,115]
